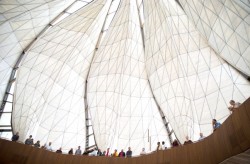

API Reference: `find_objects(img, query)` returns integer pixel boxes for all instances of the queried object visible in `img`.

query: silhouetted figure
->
[83,150,88,155]
[68,148,73,154]
[126,147,132,157]
[56,147,62,153]
[34,140,40,148]
[172,139,179,147]
[183,136,193,145]
[11,132,19,142]
[25,135,34,145]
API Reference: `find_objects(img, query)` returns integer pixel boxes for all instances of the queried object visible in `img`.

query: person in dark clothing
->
[118,149,125,157]
[82,150,88,155]
[56,147,63,153]
[172,139,179,147]
[34,140,40,148]
[126,147,132,157]
[97,149,102,156]
[68,148,73,154]
[25,135,34,145]
[11,132,19,142]
[183,136,193,145]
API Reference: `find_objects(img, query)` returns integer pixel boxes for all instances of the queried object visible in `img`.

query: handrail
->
[0,97,249,164]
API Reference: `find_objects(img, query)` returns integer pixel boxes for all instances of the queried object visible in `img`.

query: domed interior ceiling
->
[0,0,249,155]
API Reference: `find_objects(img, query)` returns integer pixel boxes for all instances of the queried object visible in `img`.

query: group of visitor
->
[102,147,132,157]
[11,134,133,156]
[12,134,53,151]
[10,100,241,156]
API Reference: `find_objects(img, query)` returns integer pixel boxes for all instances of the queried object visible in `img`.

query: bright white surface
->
[88,0,169,155]
[143,0,250,142]
[179,0,250,76]
[0,0,75,111]
[13,0,112,151]
[0,0,249,155]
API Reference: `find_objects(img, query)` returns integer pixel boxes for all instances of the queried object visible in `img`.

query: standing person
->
[156,142,162,151]
[105,148,110,156]
[112,149,118,157]
[183,136,193,145]
[34,140,40,148]
[140,148,146,155]
[45,142,53,151]
[75,146,82,155]
[212,119,221,131]
[162,141,166,150]
[126,147,132,157]
[228,100,241,112]
[11,132,19,142]
[25,135,34,145]
[118,149,125,157]
[68,148,73,154]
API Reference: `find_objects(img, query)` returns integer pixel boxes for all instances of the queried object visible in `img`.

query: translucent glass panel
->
[179,0,250,76]
[0,0,75,108]
[3,0,249,155]
[144,0,250,142]
[0,113,11,125]
[13,0,112,151]
[88,0,168,155]
[0,132,12,139]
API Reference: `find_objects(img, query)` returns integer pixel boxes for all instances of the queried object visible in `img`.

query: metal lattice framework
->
[0,0,249,155]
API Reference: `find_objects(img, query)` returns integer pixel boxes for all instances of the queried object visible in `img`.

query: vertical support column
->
[136,0,180,146]
[84,83,90,149]
[83,0,115,151]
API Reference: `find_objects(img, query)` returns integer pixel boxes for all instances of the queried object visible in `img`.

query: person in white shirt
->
[75,146,82,155]
[89,148,98,156]
[45,142,52,151]
[161,141,166,150]
[140,148,146,155]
